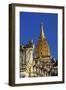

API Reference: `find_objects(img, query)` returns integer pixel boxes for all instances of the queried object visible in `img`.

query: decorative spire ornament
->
[40,22,45,40]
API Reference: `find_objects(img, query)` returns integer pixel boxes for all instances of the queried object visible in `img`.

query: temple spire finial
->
[40,22,45,39]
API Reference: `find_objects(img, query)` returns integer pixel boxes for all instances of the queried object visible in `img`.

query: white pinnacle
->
[40,22,45,39]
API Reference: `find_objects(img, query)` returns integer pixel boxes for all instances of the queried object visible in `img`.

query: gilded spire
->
[36,22,50,58]
[40,22,45,39]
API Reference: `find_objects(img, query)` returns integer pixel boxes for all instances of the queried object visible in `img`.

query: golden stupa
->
[36,23,50,58]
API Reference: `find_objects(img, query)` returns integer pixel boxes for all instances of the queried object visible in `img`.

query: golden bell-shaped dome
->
[36,23,50,58]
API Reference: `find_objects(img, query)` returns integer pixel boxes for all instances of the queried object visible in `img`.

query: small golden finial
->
[40,22,45,39]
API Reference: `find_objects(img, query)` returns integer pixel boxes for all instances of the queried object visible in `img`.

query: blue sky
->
[20,12,58,60]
